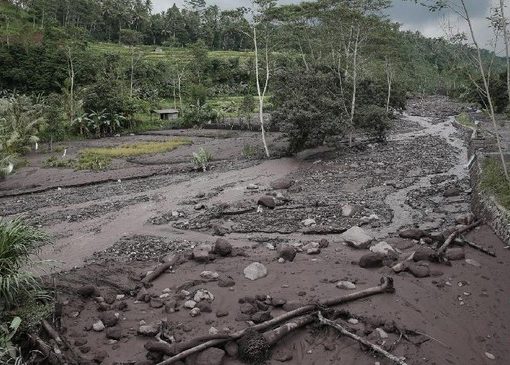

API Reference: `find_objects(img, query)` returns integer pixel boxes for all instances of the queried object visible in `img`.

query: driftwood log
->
[142,254,181,286]
[318,312,408,365]
[155,277,394,365]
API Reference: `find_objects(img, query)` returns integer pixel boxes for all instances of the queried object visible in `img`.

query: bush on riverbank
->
[481,157,510,209]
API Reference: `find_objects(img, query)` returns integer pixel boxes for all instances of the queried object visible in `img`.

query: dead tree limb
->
[455,237,496,257]
[317,312,408,365]
[156,277,394,365]
[42,320,65,349]
[263,314,315,345]
[436,221,481,257]
[142,254,181,286]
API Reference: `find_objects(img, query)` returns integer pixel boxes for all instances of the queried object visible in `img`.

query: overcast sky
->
[151,0,503,53]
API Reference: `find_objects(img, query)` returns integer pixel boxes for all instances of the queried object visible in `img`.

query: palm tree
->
[0,218,48,309]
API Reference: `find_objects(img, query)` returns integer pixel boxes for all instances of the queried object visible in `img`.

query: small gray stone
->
[244,262,268,280]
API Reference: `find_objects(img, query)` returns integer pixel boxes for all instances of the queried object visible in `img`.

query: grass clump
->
[192,148,213,172]
[480,157,510,209]
[43,156,76,168]
[81,139,192,159]
[76,154,111,171]
[456,112,475,128]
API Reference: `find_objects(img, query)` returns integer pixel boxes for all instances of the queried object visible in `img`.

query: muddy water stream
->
[376,115,467,238]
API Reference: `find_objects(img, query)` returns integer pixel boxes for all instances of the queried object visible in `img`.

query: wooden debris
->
[455,237,496,257]
[317,312,408,365]
[436,221,481,257]
[155,277,394,365]
[142,254,181,286]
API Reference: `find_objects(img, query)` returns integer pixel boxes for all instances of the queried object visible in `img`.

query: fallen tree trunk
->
[155,277,394,365]
[263,314,315,345]
[318,312,408,365]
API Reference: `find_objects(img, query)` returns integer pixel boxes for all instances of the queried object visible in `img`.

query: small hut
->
[152,109,179,120]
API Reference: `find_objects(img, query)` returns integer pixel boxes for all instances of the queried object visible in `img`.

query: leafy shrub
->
[0,218,48,309]
[355,104,393,142]
[192,148,212,172]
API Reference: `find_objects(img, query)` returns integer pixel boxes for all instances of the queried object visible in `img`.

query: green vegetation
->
[456,112,475,128]
[82,139,192,159]
[481,158,510,209]
[0,218,48,308]
[192,148,213,172]
[0,316,22,364]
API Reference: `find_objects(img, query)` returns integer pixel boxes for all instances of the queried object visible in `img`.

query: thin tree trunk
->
[178,74,183,110]
[253,26,270,158]
[67,46,75,125]
[385,58,392,113]
[349,26,360,147]
[500,0,510,104]
[130,46,134,97]
[461,0,510,183]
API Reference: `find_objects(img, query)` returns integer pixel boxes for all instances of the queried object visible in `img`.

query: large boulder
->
[369,242,396,256]
[270,178,294,190]
[341,226,374,249]
[445,248,465,261]
[413,246,436,262]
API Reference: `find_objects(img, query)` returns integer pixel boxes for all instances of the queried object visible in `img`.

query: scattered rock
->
[193,244,212,262]
[336,281,356,290]
[399,228,426,240]
[369,241,396,256]
[93,350,108,363]
[251,311,272,323]
[197,301,212,313]
[302,218,316,227]
[77,285,99,298]
[184,300,197,309]
[150,298,164,309]
[485,352,496,360]
[195,347,225,365]
[359,253,384,268]
[106,327,122,340]
[194,203,206,210]
[247,184,259,190]
[278,244,297,262]
[375,328,389,339]
[216,310,229,318]
[413,246,436,262]
[190,308,201,317]
[341,204,356,217]
[201,271,219,280]
[244,262,268,280]
[164,300,177,313]
[319,239,329,248]
[348,318,359,325]
[407,263,430,278]
[258,195,276,209]
[213,238,232,257]
[137,324,159,337]
[194,289,215,302]
[98,311,118,327]
[92,320,105,332]
[342,226,374,249]
[445,248,465,261]
[217,275,235,287]
[444,186,461,197]
[240,302,258,315]
[271,178,294,190]
[307,247,321,255]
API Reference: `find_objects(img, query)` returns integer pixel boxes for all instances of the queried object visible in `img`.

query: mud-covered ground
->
[1,96,509,365]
